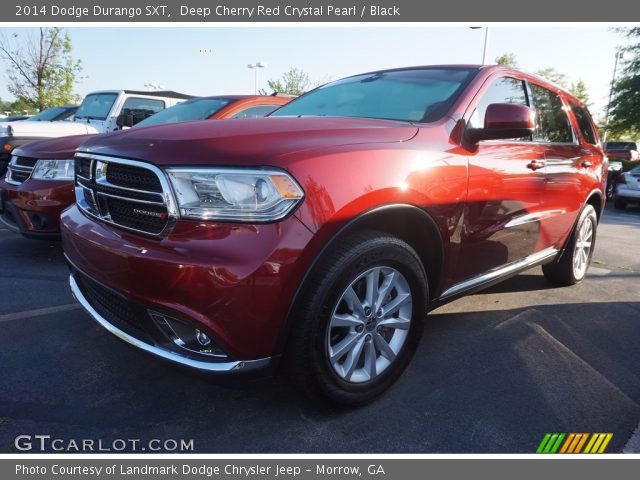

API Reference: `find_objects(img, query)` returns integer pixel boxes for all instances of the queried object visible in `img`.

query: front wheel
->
[286,231,427,406]
[542,204,597,285]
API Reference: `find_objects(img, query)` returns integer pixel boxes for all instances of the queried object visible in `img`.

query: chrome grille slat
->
[74,153,178,237]
[5,155,36,185]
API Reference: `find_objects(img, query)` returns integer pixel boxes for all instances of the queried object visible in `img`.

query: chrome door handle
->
[581,161,592,168]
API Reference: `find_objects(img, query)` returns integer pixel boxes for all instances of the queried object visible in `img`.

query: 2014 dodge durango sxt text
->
[61,65,606,405]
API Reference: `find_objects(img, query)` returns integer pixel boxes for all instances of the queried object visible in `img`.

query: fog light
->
[149,310,227,358]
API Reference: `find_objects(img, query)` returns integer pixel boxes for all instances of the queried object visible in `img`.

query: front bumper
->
[0,178,74,238]
[61,204,314,367]
[69,272,271,373]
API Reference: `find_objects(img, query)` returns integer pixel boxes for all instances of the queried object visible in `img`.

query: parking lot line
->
[0,303,81,323]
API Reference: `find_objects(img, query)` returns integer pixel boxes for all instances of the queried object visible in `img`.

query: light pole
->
[470,27,490,65]
[144,82,165,91]
[248,61,267,94]
[603,50,624,142]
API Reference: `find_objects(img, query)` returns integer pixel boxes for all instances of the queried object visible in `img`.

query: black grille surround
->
[74,153,178,237]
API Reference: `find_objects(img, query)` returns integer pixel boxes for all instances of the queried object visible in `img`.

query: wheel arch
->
[275,204,444,359]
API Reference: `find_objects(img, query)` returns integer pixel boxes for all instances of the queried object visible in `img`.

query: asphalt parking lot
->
[1,205,639,453]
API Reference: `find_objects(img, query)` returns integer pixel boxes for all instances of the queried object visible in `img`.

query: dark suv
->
[61,65,605,405]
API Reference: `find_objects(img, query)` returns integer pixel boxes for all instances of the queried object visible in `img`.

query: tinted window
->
[469,77,528,129]
[570,102,597,145]
[271,68,478,123]
[605,142,637,150]
[75,93,118,120]
[136,98,231,127]
[231,105,280,119]
[26,107,71,122]
[121,97,165,124]
[530,84,573,143]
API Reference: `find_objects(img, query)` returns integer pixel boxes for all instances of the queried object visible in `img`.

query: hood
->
[79,117,418,167]
[6,120,97,137]
[13,134,94,160]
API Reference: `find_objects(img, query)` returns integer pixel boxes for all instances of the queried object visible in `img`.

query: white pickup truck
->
[0,90,192,175]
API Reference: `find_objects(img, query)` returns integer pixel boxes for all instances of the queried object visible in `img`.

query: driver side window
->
[469,77,529,137]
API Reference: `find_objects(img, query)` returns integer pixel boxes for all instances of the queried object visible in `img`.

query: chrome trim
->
[95,191,166,206]
[69,274,271,373]
[74,152,179,237]
[440,246,558,299]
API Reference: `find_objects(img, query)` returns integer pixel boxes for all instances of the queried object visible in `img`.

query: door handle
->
[581,161,592,168]
[526,160,546,171]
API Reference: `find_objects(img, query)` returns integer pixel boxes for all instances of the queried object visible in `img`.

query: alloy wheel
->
[326,266,412,384]
[573,216,594,279]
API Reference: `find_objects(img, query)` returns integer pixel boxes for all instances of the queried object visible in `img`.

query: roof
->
[123,90,194,99]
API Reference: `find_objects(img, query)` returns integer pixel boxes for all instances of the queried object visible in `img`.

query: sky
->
[0,26,631,118]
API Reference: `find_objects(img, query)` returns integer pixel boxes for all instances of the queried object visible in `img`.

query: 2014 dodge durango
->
[60,66,606,405]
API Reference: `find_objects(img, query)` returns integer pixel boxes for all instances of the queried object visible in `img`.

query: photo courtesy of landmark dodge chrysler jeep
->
[60,65,606,405]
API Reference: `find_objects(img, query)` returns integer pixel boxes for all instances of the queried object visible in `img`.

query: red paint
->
[59,66,605,364]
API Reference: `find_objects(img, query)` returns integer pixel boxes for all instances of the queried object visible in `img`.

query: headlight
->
[31,159,75,181]
[166,168,304,222]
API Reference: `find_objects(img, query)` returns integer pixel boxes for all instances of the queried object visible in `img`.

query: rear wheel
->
[542,204,597,286]
[286,231,427,406]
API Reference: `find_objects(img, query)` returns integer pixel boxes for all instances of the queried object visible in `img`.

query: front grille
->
[75,154,175,236]
[106,197,167,235]
[106,163,163,192]
[5,155,36,185]
[74,270,153,343]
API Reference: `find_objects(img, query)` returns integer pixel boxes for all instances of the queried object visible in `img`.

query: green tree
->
[607,28,640,138]
[495,53,518,67]
[260,67,312,96]
[535,67,569,88]
[0,28,82,111]
[569,80,591,106]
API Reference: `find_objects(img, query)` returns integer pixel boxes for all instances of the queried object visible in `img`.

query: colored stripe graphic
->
[538,433,613,454]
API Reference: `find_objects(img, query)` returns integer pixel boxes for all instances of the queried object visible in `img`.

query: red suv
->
[0,95,290,238]
[60,66,605,405]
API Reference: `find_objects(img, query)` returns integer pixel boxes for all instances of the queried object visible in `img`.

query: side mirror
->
[116,113,134,129]
[466,103,535,143]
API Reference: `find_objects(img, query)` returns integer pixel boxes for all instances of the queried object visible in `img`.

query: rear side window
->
[570,102,597,145]
[530,84,573,143]
[469,77,529,130]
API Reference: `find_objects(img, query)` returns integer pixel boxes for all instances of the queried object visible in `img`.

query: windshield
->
[271,68,477,123]
[606,142,637,150]
[26,107,70,122]
[75,93,118,120]
[135,98,231,128]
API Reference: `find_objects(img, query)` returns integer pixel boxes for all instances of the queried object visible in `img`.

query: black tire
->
[606,182,614,200]
[614,198,627,210]
[286,230,427,406]
[542,204,597,286]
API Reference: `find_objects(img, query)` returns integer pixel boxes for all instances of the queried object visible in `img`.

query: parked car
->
[0,95,291,238]
[60,65,605,405]
[0,106,78,177]
[604,141,640,162]
[613,164,640,209]
[606,161,624,200]
[0,90,192,172]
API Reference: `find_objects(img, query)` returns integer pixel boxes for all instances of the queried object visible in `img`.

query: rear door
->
[529,84,597,249]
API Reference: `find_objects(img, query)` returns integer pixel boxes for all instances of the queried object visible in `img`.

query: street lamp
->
[603,50,625,142]
[470,27,490,65]
[144,82,165,91]
[248,61,267,94]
